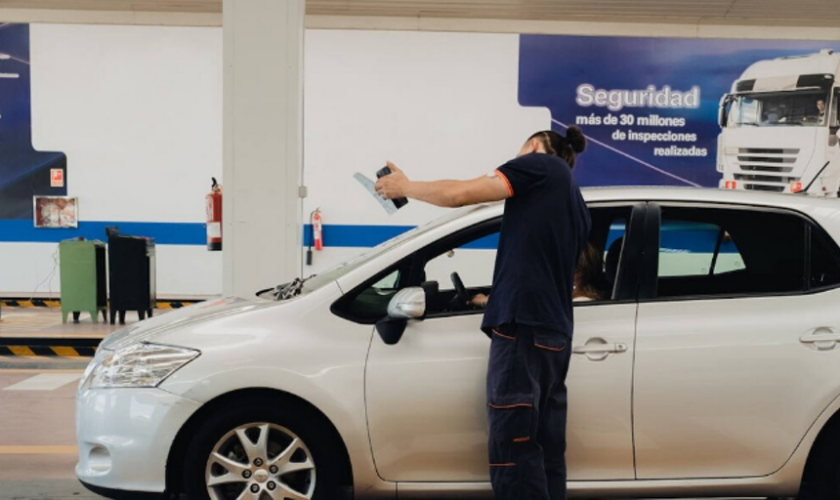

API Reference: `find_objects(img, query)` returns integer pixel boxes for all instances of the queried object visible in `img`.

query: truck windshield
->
[725,90,829,128]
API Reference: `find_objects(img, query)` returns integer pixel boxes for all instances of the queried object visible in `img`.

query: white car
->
[76,187,840,500]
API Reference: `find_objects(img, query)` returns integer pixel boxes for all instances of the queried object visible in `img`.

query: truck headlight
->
[82,343,200,390]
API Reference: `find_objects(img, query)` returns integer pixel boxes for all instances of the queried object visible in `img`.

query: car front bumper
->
[76,386,202,496]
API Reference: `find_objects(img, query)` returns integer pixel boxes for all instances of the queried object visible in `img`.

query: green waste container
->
[59,240,108,324]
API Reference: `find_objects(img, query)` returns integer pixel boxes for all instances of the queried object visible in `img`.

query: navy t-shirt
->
[481,152,591,337]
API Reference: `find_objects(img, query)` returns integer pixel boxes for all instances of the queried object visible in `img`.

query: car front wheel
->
[183,401,341,500]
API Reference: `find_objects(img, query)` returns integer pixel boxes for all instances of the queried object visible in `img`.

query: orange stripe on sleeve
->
[495,169,514,197]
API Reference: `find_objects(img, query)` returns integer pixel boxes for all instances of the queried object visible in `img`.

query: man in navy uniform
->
[375,127,590,500]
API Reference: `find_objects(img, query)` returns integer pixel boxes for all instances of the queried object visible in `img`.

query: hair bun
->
[565,126,586,154]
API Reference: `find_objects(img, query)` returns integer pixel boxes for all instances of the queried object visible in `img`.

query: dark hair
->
[529,126,586,168]
[575,242,605,301]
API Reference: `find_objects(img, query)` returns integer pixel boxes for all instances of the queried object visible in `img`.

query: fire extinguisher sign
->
[50,168,64,188]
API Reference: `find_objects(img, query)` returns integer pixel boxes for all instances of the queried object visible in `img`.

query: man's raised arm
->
[375,161,510,208]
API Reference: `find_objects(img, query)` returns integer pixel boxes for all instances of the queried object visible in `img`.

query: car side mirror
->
[830,127,840,147]
[376,287,426,345]
[387,287,426,319]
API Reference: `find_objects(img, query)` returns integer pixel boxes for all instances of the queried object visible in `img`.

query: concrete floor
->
[0,307,146,499]
[0,306,136,339]
[0,365,103,499]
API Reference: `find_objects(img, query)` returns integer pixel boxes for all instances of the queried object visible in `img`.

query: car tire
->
[183,397,348,500]
[798,424,840,500]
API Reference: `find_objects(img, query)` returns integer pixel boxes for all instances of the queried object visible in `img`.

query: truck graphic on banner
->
[719,50,840,197]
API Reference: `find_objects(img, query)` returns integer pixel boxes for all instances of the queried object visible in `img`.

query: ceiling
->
[1,0,840,27]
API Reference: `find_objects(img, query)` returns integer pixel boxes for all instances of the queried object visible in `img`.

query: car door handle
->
[800,328,840,351]
[573,343,628,354]
[572,338,628,361]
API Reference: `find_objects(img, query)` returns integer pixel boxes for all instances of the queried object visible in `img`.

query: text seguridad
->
[573,83,708,157]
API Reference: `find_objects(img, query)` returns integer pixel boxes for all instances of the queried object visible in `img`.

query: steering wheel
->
[450,272,470,307]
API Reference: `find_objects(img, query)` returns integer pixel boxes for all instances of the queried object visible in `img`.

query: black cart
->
[108,232,156,325]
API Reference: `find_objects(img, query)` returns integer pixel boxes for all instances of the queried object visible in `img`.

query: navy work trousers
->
[487,323,572,500]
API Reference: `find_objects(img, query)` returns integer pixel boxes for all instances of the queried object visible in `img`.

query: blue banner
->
[0,23,67,220]
[519,36,840,192]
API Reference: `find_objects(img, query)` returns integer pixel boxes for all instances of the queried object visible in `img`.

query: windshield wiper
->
[260,275,317,300]
[734,122,759,127]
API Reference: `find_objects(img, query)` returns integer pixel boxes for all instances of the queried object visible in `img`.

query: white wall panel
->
[29,23,222,223]
[302,30,547,274]
[2,23,224,296]
[5,27,548,295]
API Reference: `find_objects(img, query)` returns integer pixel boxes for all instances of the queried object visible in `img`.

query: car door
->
[633,203,840,479]
[362,204,644,482]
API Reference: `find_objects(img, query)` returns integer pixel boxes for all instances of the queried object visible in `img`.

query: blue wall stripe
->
[0,220,206,245]
[1,220,736,254]
[303,224,415,248]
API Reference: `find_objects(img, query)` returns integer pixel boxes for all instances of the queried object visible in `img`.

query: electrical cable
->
[28,244,60,302]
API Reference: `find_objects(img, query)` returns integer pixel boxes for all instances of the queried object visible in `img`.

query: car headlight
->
[81,343,200,390]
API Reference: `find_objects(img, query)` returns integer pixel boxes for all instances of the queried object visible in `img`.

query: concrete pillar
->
[222,0,304,298]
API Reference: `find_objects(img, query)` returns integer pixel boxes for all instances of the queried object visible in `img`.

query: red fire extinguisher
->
[306,208,323,266]
[206,177,222,251]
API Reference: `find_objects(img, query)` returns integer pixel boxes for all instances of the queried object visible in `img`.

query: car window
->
[331,220,501,323]
[419,206,639,316]
[419,225,500,318]
[338,269,403,321]
[659,221,745,277]
[423,233,499,291]
[810,230,840,290]
[333,205,639,324]
[656,207,807,299]
[587,206,634,302]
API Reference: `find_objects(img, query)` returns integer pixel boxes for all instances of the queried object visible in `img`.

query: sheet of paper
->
[354,172,399,215]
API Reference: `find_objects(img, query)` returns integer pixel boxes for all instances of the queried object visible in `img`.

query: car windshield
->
[298,205,488,295]
[725,90,829,128]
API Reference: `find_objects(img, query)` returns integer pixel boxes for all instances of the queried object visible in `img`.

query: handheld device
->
[353,173,399,215]
[375,166,409,209]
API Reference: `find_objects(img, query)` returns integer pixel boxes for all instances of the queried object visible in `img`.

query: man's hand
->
[375,161,409,200]
[374,161,509,208]
[470,293,489,308]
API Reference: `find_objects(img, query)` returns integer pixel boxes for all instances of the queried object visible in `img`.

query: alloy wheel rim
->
[205,422,316,500]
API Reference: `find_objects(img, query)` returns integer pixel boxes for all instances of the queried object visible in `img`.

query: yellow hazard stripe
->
[50,346,80,357]
[2,345,96,357]
[1,300,61,308]
[2,300,195,308]
[8,346,36,356]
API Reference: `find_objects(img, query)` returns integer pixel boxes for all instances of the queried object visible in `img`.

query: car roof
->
[580,186,840,212]
[465,186,840,243]
[467,186,840,220]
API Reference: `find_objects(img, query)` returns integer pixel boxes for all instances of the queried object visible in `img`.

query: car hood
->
[100,297,275,351]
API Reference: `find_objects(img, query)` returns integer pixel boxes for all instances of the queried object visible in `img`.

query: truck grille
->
[735,148,800,192]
